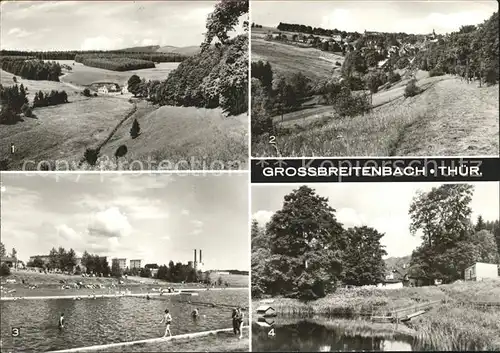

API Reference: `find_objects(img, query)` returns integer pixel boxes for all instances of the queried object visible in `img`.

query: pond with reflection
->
[252,317,416,352]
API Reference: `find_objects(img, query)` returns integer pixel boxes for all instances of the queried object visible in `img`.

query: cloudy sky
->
[0,173,249,271]
[0,1,240,51]
[252,1,498,35]
[252,182,499,258]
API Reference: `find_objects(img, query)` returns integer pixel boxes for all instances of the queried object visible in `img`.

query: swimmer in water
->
[191,308,199,319]
[58,313,64,329]
[160,309,172,338]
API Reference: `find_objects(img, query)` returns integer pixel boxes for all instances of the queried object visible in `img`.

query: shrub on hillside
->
[404,78,421,97]
[82,88,91,97]
[130,119,140,139]
[0,263,11,276]
[388,71,401,83]
[334,86,371,117]
[22,103,32,117]
[429,68,445,77]
[84,148,99,166]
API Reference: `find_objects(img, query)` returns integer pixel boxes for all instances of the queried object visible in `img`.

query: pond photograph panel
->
[250,1,499,157]
[251,182,500,351]
[0,172,250,352]
[0,0,249,171]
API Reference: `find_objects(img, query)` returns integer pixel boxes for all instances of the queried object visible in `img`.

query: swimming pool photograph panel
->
[0,172,250,352]
[251,182,500,351]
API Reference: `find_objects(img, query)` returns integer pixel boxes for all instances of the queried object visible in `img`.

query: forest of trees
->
[0,83,68,124]
[251,60,372,139]
[415,12,499,85]
[1,50,186,63]
[131,0,248,116]
[27,247,78,272]
[252,186,387,300]
[74,55,155,71]
[33,90,68,107]
[0,57,62,81]
[252,184,500,300]
[0,84,29,124]
[277,22,353,38]
[407,184,500,283]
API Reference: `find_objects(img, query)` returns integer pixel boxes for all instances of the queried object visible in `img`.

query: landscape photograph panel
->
[0,0,249,171]
[251,182,500,351]
[250,1,499,157]
[0,173,250,352]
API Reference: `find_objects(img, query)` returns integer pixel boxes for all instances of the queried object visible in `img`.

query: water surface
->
[252,318,414,352]
[1,289,247,352]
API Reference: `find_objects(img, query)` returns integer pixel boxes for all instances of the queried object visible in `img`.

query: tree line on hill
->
[252,184,500,300]
[126,0,248,116]
[415,12,498,85]
[0,57,62,81]
[74,55,155,71]
[0,83,68,124]
[0,50,186,63]
[277,22,354,38]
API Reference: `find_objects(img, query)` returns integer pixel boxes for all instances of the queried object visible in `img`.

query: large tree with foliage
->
[407,184,498,282]
[264,186,346,299]
[342,226,387,286]
[111,259,122,278]
[251,219,272,297]
[201,0,249,52]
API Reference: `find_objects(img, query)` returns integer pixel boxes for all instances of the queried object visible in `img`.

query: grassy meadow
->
[96,105,248,171]
[1,60,248,170]
[251,26,343,80]
[253,279,500,351]
[252,73,499,157]
[0,270,248,298]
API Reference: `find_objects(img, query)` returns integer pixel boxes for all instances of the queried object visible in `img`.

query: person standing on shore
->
[58,313,64,329]
[232,308,242,337]
[160,309,172,338]
[236,307,244,339]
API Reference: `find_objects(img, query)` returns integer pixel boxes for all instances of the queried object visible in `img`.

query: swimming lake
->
[0,289,248,352]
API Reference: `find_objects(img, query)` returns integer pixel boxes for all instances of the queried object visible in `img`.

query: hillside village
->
[251,11,499,157]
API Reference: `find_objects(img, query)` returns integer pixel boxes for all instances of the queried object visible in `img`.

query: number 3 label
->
[11,327,20,337]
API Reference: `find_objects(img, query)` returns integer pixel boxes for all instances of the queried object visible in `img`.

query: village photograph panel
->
[0,0,249,171]
[0,172,250,352]
[250,1,499,157]
[251,182,500,351]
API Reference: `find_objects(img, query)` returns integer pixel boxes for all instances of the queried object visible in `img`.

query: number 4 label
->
[268,328,276,337]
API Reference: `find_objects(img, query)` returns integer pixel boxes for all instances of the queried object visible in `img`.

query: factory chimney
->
[194,249,197,264]
[199,249,202,264]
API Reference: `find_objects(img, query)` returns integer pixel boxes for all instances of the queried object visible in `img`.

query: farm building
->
[377,279,404,289]
[98,86,108,94]
[0,256,15,268]
[464,262,499,281]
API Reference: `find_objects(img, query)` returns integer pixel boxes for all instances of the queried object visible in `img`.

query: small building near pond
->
[464,262,499,281]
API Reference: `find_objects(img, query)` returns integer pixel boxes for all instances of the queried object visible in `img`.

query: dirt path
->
[393,78,499,156]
